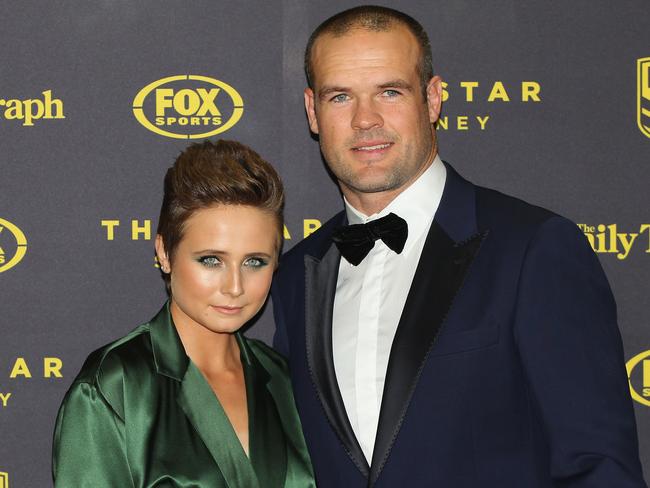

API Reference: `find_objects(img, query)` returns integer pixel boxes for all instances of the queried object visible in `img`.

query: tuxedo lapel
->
[304,242,370,477]
[369,163,488,486]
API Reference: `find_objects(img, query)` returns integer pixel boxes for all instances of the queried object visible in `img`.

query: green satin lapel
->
[250,344,316,487]
[239,335,288,488]
[178,362,260,488]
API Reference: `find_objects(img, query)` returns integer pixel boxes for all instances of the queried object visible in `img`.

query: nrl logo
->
[638,57,650,139]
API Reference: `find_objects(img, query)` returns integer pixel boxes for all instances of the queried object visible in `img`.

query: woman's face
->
[157,204,278,335]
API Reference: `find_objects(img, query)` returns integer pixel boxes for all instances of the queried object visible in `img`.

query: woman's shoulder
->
[66,323,154,417]
[78,323,153,379]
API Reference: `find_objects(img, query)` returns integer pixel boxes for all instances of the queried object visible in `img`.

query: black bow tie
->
[332,212,408,266]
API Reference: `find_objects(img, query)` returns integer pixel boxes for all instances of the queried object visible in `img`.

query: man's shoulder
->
[473,183,561,231]
[468,182,589,254]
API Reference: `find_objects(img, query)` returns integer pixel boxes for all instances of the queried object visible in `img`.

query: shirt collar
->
[343,154,446,253]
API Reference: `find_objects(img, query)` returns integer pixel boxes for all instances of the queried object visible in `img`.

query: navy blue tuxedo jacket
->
[271,163,646,487]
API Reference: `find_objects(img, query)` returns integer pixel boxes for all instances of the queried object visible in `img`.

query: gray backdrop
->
[1,1,649,486]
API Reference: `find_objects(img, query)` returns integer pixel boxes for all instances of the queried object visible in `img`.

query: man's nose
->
[351,97,383,130]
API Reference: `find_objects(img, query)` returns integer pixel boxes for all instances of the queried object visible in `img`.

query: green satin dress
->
[52,303,315,487]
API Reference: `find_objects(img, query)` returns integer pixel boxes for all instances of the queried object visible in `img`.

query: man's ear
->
[304,87,320,134]
[426,75,443,124]
[155,234,170,273]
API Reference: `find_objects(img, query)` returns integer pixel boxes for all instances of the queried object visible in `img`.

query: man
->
[272,6,646,487]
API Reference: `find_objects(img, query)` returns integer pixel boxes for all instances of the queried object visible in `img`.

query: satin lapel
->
[178,362,260,488]
[305,244,370,477]
[239,337,288,488]
[253,351,316,487]
[369,221,487,486]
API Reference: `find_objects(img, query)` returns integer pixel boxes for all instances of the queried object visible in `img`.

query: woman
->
[52,140,315,487]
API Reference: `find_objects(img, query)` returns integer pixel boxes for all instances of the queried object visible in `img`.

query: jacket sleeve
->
[513,216,646,487]
[52,381,133,488]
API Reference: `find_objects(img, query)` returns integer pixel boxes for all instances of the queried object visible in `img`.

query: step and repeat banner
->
[1,1,649,485]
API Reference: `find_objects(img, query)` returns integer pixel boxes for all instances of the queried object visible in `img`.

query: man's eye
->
[382,89,401,97]
[244,257,269,268]
[198,256,221,267]
[330,94,349,103]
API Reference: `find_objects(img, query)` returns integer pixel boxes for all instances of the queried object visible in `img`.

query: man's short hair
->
[304,5,434,95]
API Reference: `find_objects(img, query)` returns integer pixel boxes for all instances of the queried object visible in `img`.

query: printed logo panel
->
[0,218,27,273]
[638,57,650,139]
[577,223,650,260]
[133,75,244,139]
[626,350,650,407]
[0,90,64,126]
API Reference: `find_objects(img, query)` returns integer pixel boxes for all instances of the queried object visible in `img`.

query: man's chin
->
[343,178,402,195]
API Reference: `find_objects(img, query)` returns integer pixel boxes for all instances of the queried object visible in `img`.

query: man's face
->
[305,25,442,202]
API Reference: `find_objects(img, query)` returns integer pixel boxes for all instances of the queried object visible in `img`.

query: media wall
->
[1,1,649,485]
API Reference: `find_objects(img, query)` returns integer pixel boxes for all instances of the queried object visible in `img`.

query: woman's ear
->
[155,235,171,273]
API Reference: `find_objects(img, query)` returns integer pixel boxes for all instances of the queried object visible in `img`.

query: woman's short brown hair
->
[156,139,284,290]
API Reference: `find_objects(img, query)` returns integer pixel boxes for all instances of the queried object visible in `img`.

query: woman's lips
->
[211,305,244,315]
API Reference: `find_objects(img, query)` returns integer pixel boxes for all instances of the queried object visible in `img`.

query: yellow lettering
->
[173,89,201,116]
[0,392,11,407]
[283,224,291,240]
[22,99,45,126]
[441,81,449,102]
[487,81,510,102]
[644,360,650,388]
[44,357,63,378]
[101,220,120,240]
[640,224,650,253]
[5,99,23,120]
[457,116,468,130]
[521,82,541,102]
[435,116,448,130]
[460,81,479,102]
[131,219,152,240]
[43,89,65,119]
[607,224,618,253]
[617,232,638,260]
[10,358,32,378]
[594,224,609,253]
[582,231,596,251]
[477,115,490,130]
[156,88,174,116]
[304,219,321,238]
[195,88,221,116]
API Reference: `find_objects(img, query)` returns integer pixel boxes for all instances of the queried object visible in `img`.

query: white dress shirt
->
[332,155,446,463]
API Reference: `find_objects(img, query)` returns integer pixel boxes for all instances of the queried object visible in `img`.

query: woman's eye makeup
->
[244,256,269,268]
[197,255,221,267]
[196,255,270,269]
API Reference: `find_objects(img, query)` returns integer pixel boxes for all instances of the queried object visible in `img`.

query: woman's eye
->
[244,257,268,268]
[198,256,221,267]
